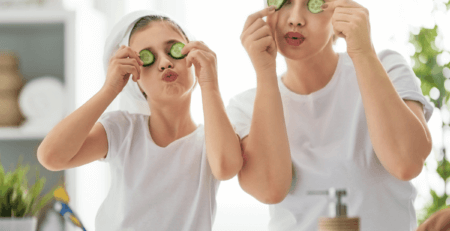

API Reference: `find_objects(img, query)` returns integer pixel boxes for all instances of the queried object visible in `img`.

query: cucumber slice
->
[307,0,325,14]
[169,42,186,59]
[139,50,155,66]
[267,0,287,11]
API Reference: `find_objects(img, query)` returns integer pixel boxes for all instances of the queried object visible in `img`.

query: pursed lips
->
[285,32,305,40]
[284,32,306,46]
[162,70,178,82]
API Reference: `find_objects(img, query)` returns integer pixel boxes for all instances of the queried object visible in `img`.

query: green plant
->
[409,0,450,225]
[0,155,57,217]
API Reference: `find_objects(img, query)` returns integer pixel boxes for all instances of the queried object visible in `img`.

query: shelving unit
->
[0,127,47,140]
[0,8,76,231]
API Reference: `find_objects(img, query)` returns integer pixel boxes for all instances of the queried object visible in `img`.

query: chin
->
[279,45,311,61]
[163,83,184,96]
[279,41,331,61]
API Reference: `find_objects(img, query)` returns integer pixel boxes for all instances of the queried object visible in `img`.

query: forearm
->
[201,84,243,181]
[37,86,118,165]
[239,69,292,203]
[352,52,431,180]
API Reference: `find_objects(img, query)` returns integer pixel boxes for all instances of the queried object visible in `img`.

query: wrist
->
[350,50,379,67]
[100,86,120,98]
[199,81,220,92]
[254,63,276,76]
[256,68,278,87]
[348,48,377,60]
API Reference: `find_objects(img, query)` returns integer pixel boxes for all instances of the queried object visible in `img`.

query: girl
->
[227,0,434,230]
[37,10,243,231]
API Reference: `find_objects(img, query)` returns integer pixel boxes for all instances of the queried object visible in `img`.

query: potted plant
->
[0,155,58,231]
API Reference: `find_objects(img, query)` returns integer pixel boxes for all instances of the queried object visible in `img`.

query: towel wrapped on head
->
[103,10,196,115]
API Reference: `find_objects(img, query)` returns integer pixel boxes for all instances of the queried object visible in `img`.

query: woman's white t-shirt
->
[226,50,434,231]
[94,110,220,231]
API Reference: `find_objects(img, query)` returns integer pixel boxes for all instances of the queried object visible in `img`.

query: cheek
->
[267,14,279,31]
[310,17,333,40]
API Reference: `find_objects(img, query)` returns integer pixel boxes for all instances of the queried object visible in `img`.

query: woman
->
[227,1,434,230]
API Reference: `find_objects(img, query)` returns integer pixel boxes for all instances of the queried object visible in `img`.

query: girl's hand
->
[103,45,144,94]
[181,41,218,89]
[323,0,375,58]
[240,5,277,74]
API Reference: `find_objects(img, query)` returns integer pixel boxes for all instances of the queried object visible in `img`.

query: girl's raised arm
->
[181,42,243,181]
[37,46,143,171]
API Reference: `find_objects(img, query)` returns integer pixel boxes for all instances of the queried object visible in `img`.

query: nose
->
[288,4,306,27]
[159,55,174,71]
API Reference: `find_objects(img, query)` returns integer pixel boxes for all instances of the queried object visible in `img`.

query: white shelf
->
[0,127,48,140]
[0,9,72,23]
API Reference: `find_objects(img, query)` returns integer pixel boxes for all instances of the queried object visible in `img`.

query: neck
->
[283,43,339,95]
[148,97,197,147]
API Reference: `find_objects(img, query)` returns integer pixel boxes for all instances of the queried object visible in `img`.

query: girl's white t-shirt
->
[95,110,220,231]
[226,50,434,231]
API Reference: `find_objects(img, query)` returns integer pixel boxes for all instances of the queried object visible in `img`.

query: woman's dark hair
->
[129,15,190,99]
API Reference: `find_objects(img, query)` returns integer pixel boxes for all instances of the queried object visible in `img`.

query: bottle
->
[308,188,360,231]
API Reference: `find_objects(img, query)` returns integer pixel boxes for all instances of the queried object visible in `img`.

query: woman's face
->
[267,0,335,60]
[129,21,195,104]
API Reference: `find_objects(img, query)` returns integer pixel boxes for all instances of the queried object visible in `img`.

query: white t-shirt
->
[226,50,434,231]
[95,110,220,231]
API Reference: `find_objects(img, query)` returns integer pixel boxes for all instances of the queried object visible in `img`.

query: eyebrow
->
[140,39,181,52]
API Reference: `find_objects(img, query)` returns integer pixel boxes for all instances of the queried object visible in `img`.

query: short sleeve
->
[97,110,130,162]
[378,49,434,122]
[226,90,256,140]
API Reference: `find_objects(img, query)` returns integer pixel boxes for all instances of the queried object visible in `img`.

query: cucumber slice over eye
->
[169,42,186,59]
[307,0,325,14]
[267,0,287,11]
[139,49,155,66]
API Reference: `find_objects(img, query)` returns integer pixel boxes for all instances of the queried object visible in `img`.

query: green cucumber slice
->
[169,42,186,59]
[267,0,287,11]
[307,0,325,14]
[139,50,155,66]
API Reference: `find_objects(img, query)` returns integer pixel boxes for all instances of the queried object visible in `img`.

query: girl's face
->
[129,21,195,104]
[267,0,335,60]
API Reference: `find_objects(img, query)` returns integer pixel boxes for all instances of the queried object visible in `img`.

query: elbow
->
[253,183,289,204]
[395,161,424,181]
[394,143,430,181]
[239,174,290,205]
[261,190,288,204]
[212,154,244,181]
[36,147,63,172]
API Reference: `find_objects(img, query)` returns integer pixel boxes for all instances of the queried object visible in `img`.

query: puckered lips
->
[162,70,178,82]
[284,32,305,46]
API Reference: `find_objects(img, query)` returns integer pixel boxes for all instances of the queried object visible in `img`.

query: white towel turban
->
[103,10,196,115]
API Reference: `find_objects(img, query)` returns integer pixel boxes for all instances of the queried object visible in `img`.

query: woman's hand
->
[103,45,144,94]
[240,5,277,74]
[322,0,375,58]
[181,41,218,89]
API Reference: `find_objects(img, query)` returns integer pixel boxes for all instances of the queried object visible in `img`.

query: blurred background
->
[0,0,449,230]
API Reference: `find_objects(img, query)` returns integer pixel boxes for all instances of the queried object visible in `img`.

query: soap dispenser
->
[308,188,360,231]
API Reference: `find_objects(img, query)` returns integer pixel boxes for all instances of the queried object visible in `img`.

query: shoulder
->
[228,88,257,108]
[341,49,409,66]
[376,49,411,67]
[377,49,406,60]
[98,110,147,128]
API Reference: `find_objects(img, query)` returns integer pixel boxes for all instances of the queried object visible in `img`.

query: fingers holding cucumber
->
[241,6,278,72]
[104,45,144,95]
[181,41,218,88]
